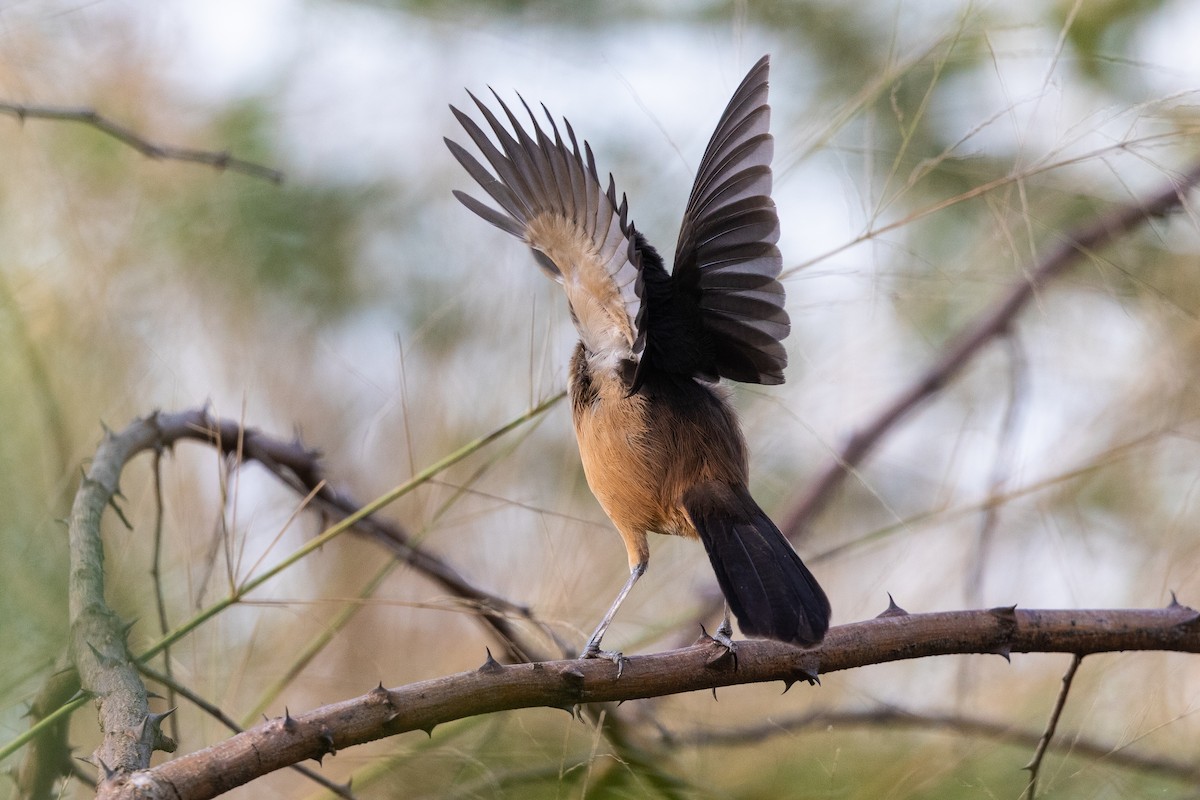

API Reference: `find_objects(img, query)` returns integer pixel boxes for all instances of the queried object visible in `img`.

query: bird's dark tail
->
[684,483,830,645]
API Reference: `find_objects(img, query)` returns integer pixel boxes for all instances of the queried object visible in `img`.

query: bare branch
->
[0,102,284,183]
[779,160,1200,538]
[664,706,1200,784]
[1023,654,1083,799]
[150,406,562,664]
[101,604,1200,799]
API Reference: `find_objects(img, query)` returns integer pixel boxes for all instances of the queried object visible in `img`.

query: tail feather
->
[684,483,830,645]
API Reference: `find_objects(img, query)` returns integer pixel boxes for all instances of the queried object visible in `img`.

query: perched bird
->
[446,55,830,661]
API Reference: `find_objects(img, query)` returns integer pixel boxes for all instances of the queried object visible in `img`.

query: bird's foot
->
[580,641,629,678]
[699,617,739,669]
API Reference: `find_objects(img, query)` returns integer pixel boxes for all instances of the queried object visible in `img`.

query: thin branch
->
[663,705,1200,784]
[104,604,1200,800]
[148,448,181,747]
[1023,654,1083,799]
[779,160,1200,539]
[146,404,564,664]
[0,102,284,183]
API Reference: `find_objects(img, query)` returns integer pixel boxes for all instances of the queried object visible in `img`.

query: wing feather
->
[673,55,790,385]
[447,93,646,374]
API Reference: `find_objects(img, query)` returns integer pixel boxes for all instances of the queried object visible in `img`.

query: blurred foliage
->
[1057,0,1170,83]
[156,100,374,319]
[1,0,1199,798]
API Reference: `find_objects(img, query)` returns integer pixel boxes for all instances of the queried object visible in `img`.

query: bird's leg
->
[581,561,646,673]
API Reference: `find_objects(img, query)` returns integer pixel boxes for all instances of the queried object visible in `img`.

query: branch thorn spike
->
[877,593,909,617]
[318,725,337,756]
[478,647,503,674]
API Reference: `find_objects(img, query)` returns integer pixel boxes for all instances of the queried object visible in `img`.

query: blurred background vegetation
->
[2,0,1200,797]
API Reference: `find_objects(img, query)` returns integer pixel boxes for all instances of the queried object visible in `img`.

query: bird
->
[445,55,830,663]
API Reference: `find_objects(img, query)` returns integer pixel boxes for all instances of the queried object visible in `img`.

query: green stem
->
[137,391,564,662]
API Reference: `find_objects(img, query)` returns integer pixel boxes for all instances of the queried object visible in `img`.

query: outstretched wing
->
[672,55,789,385]
[445,93,646,376]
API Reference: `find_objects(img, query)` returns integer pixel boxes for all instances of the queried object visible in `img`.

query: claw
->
[580,643,629,678]
[701,610,739,669]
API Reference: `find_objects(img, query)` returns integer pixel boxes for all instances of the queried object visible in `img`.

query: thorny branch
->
[39,402,563,797]
[0,102,284,183]
[103,604,1200,800]
[135,663,353,800]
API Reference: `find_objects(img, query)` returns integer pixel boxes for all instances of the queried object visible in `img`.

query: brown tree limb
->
[135,663,354,800]
[0,102,284,183]
[100,604,1200,799]
[778,160,1200,538]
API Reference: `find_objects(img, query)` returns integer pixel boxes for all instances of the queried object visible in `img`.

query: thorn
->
[987,604,1018,623]
[86,642,117,667]
[477,648,503,674]
[319,726,336,754]
[370,683,394,708]
[97,757,118,781]
[991,644,1012,662]
[1168,590,1181,608]
[877,593,908,617]
[420,725,435,738]
[782,664,821,693]
[559,665,585,691]
[120,617,138,638]
[147,708,176,727]
[283,708,298,733]
[108,496,134,530]
[711,687,718,701]
[146,690,164,700]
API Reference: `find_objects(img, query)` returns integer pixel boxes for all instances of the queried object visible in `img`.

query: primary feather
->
[446,54,789,389]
